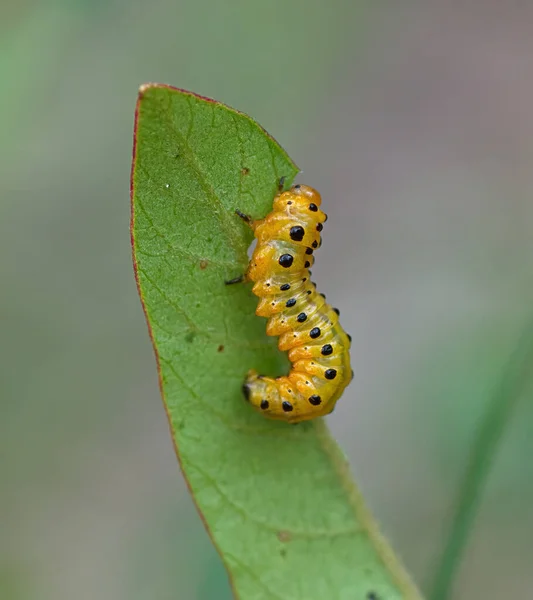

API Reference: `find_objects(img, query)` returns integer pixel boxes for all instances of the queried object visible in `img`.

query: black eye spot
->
[321,344,333,356]
[297,312,307,322]
[279,254,293,268]
[282,401,294,412]
[286,298,296,308]
[289,226,305,241]
[309,327,321,339]
[305,247,313,255]
[316,223,323,232]
[333,308,340,316]
[280,283,290,291]
[309,203,318,212]
[242,383,251,401]
[260,399,269,410]
[347,333,352,342]
[312,240,318,248]
[304,261,311,268]
[309,395,322,406]
[325,369,337,380]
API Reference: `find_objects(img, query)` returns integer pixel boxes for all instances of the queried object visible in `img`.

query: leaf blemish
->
[241,167,250,175]
[217,344,224,352]
[277,530,292,543]
[199,260,208,270]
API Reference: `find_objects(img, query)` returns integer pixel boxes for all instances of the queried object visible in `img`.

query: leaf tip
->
[137,82,218,105]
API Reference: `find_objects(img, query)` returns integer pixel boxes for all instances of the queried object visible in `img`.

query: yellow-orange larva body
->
[238,184,352,423]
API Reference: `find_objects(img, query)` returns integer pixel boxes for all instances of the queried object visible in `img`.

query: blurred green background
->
[2,1,533,599]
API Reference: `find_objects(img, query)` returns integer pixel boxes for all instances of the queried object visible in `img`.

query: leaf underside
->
[130,84,421,600]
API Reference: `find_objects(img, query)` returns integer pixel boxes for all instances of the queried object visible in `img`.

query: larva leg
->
[235,209,253,226]
[225,274,247,285]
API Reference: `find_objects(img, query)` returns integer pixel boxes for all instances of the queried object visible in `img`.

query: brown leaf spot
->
[241,167,250,175]
[277,530,292,543]
[217,344,224,352]
[199,260,208,270]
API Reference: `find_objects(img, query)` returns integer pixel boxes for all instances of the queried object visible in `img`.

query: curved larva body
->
[240,184,352,424]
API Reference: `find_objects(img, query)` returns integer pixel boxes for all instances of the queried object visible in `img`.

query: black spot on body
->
[306,290,311,295]
[287,201,293,205]
[242,383,251,401]
[351,369,355,380]
[293,184,301,189]
[310,327,321,339]
[289,226,305,242]
[280,283,290,291]
[279,254,294,268]
[297,312,307,322]
[323,214,328,221]
[320,293,326,299]
[260,399,269,410]
[325,369,337,380]
[305,247,313,255]
[309,203,318,212]
[316,223,323,232]
[309,395,322,406]
[347,333,352,342]
[321,344,333,356]
[282,401,293,412]
[304,261,311,268]
[333,308,340,315]
[312,240,318,248]
[286,298,296,308]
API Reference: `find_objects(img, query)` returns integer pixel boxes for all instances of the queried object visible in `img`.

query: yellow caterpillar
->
[227,183,352,423]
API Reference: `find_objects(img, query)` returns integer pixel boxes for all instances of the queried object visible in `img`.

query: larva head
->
[273,184,322,212]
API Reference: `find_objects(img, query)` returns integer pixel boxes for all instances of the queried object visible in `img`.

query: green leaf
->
[130,84,422,600]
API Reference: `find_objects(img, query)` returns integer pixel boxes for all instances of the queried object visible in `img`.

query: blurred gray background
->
[2,1,533,599]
